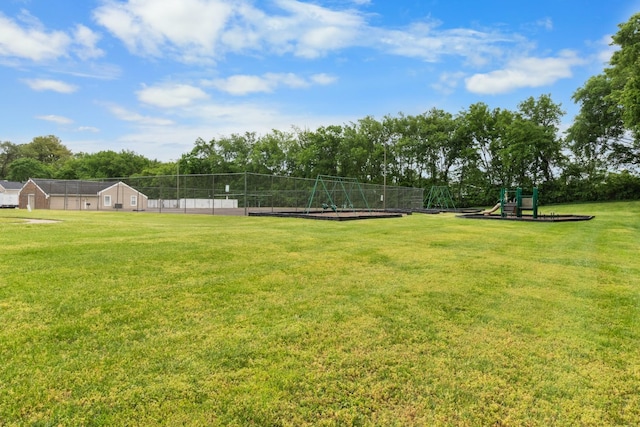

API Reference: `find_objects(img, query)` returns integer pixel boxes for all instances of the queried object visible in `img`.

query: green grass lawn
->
[1,202,639,426]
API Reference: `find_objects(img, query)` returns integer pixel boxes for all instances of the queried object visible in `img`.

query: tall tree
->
[386,113,420,186]
[56,150,154,179]
[348,116,387,183]
[424,108,458,185]
[0,141,21,179]
[20,135,72,165]
[501,115,537,188]
[179,138,218,175]
[607,12,640,138]
[566,74,625,177]
[292,126,343,178]
[457,103,499,186]
[248,130,290,175]
[7,158,53,181]
[517,94,566,183]
[216,133,254,173]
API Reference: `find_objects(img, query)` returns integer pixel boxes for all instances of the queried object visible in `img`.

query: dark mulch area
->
[458,213,595,222]
[248,209,407,221]
[413,208,483,214]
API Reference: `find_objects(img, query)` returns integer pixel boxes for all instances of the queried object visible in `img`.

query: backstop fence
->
[102,173,424,215]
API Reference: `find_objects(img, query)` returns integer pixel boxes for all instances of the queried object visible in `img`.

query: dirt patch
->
[23,219,61,224]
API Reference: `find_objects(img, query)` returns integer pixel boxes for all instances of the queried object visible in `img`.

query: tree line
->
[2,13,640,207]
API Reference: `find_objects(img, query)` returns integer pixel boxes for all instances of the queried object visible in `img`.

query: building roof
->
[97,181,148,199]
[31,179,113,196]
[0,180,24,190]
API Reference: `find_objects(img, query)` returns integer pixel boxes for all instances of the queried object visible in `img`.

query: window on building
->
[130,195,137,207]
[104,195,111,207]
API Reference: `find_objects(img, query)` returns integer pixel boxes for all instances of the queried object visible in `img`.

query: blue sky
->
[1,0,638,161]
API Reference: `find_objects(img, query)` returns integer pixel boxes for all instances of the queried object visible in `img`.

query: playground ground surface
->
[458,213,595,222]
[248,207,594,222]
[248,209,407,220]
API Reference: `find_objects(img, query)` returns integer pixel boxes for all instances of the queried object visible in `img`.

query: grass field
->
[1,202,639,426]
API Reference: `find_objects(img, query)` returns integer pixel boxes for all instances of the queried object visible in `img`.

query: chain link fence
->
[110,173,424,215]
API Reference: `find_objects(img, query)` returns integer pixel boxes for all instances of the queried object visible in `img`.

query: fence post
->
[244,172,248,216]
[212,174,215,216]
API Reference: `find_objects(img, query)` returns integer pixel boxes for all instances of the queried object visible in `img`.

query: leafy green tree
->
[20,135,72,165]
[291,126,343,178]
[489,108,519,187]
[139,161,180,177]
[55,156,85,179]
[56,150,155,179]
[0,141,21,179]
[383,114,414,186]
[179,138,221,175]
[569,12,640,169]
[381,110,459,188]
[454,104,534,204]
[341,116,387,183]
[248,130,290,175]
[424,108,458,185]
[214,133,254,173]
[566,74,625,178]
[607,12,640,137]
[449,115,484,206]
[7,158,53,181]
[500,115,537,188]
[517,94,566,183]
[456,103,499,186]
[385,113,419,186]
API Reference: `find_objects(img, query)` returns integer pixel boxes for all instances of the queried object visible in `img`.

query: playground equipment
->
[499,187,538,219]
[305,175,371,215]
[425,186,456,211]
[464,186,593,222]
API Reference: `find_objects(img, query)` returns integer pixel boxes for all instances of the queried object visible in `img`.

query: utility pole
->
[176,161,179,209]
[383,140,387,211]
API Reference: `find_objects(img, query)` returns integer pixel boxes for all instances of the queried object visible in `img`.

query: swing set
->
[305,175,371,216]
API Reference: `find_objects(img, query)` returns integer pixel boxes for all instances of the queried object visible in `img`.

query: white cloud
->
[0,11,71,61]
[0,10,107,64]
[77,126,101,133]
[92,0,520,66]
[207,75,276,95]
[275,73,309,88]
[93,0,367,61]
[106,104,175,126]
[73,24,104,59]
[465,50,586,94]
[376,22,516,66]
[56,62,122,81]
[93,0,233,61]
[23,78,78,93]
[536,18,553,31]
[431,71,466,94]
[36,114,74,124]
[205,72,337,95]
[595,34,616,65]
[107,99,359,161]
[310,73,337,85]
[279,1,364,57]
[136,83,209,108]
